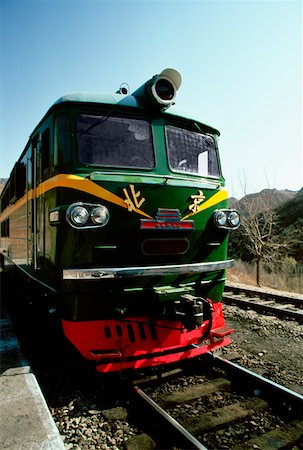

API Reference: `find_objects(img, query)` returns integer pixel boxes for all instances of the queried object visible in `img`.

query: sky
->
[0,0,302,198]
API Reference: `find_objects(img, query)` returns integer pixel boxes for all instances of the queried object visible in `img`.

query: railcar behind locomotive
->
[0,68,240,373]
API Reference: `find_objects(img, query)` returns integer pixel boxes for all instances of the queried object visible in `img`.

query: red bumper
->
[61,302,233,373]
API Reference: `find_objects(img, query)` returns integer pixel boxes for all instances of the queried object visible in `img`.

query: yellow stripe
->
[43,174,127,208]
[182,190,228,220]
[0,174,152,221]
[0,196,28,221]
[1,174,228,222]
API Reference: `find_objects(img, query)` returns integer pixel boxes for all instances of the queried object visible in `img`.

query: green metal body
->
[0,91,230,322]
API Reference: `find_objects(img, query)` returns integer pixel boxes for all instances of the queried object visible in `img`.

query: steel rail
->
[204,353,303,414]
[128,353,303,449]
[225,283,303,307]
[128,382,208,450]
[222,293,303,322]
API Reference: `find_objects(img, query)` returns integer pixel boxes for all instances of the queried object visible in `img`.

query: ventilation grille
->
[104,322,157,343]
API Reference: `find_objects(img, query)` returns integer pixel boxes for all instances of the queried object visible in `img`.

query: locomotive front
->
[52,69,240,372]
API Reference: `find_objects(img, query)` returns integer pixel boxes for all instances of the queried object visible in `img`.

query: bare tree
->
[239,191,297,286]
[240,203,275,286]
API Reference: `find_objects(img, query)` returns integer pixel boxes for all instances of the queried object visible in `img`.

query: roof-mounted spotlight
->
[132,68,182,111]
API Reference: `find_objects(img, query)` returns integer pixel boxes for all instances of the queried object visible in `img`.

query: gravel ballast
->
[48,299,303,448]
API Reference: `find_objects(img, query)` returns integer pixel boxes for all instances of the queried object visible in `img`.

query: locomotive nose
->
[132,68,182,111]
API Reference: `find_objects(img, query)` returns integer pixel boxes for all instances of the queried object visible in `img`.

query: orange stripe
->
[182,190,229,220]
[0,174,152,221]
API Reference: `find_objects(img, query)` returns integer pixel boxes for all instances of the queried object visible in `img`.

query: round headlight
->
[214,210,227,227]
[91,206,109,226]
[228,211,240,228]
[70,206,89,225]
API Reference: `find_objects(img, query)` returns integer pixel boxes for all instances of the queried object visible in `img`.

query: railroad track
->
[223,284,303,322]
[4,278,303,449]
[128,353,303,449]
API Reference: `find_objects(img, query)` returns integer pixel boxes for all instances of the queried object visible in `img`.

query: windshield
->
[77,115,154,169]
[165,125,220,177]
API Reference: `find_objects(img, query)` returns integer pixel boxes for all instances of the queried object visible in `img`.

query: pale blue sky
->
[1,0,302,198]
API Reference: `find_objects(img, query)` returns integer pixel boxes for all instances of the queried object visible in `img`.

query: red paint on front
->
[61,302,233,373]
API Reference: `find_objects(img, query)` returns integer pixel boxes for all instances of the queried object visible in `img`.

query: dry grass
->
[227,259,303,295]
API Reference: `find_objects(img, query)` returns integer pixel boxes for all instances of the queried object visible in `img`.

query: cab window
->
[77,115,154,169]
[165,125,220,177]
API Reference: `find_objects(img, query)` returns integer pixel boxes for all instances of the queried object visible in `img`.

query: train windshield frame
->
[77,114,155,169]
[165,125,221,178]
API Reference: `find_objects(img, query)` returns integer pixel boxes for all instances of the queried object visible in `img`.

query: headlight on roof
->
[214,209,240,230]
[66,203,110,229]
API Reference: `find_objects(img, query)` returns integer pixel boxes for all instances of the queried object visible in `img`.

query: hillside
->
[229,188,297,215]
[275,188,303,262]
[229,188,303,264]
[276,187,303,227]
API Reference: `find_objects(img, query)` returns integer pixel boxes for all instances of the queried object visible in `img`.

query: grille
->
[142,238,189,255]
[104,322,157,342]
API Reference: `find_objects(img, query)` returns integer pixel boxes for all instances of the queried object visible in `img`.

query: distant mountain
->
[0,178,7,194]
[228,196,238,207]
[229,188,298,215]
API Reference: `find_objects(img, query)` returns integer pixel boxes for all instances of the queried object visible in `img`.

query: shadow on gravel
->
[1,272,126,411]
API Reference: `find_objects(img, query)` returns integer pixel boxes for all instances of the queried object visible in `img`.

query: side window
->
[26,145,32,191]
[1,185,9,211]
[41,128,50,173]
[9,166,17,203]
[0,160,26,210]
[54,115,71,166]
[16,161,26,198]
[1,219,9,237]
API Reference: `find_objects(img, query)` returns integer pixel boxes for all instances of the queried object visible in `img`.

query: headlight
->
[91,206,109,226]
[214,209,240,230]
[214,210,227,227]
[70,206,89,225]
[228,211,240,228]
[66,203,110,229]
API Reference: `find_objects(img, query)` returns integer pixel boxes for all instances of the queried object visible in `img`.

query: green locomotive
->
[0,68,240,372]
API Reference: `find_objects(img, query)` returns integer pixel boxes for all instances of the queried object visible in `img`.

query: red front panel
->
[61,302,233,373]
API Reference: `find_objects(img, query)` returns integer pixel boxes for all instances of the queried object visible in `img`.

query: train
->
[0,68,240,373]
